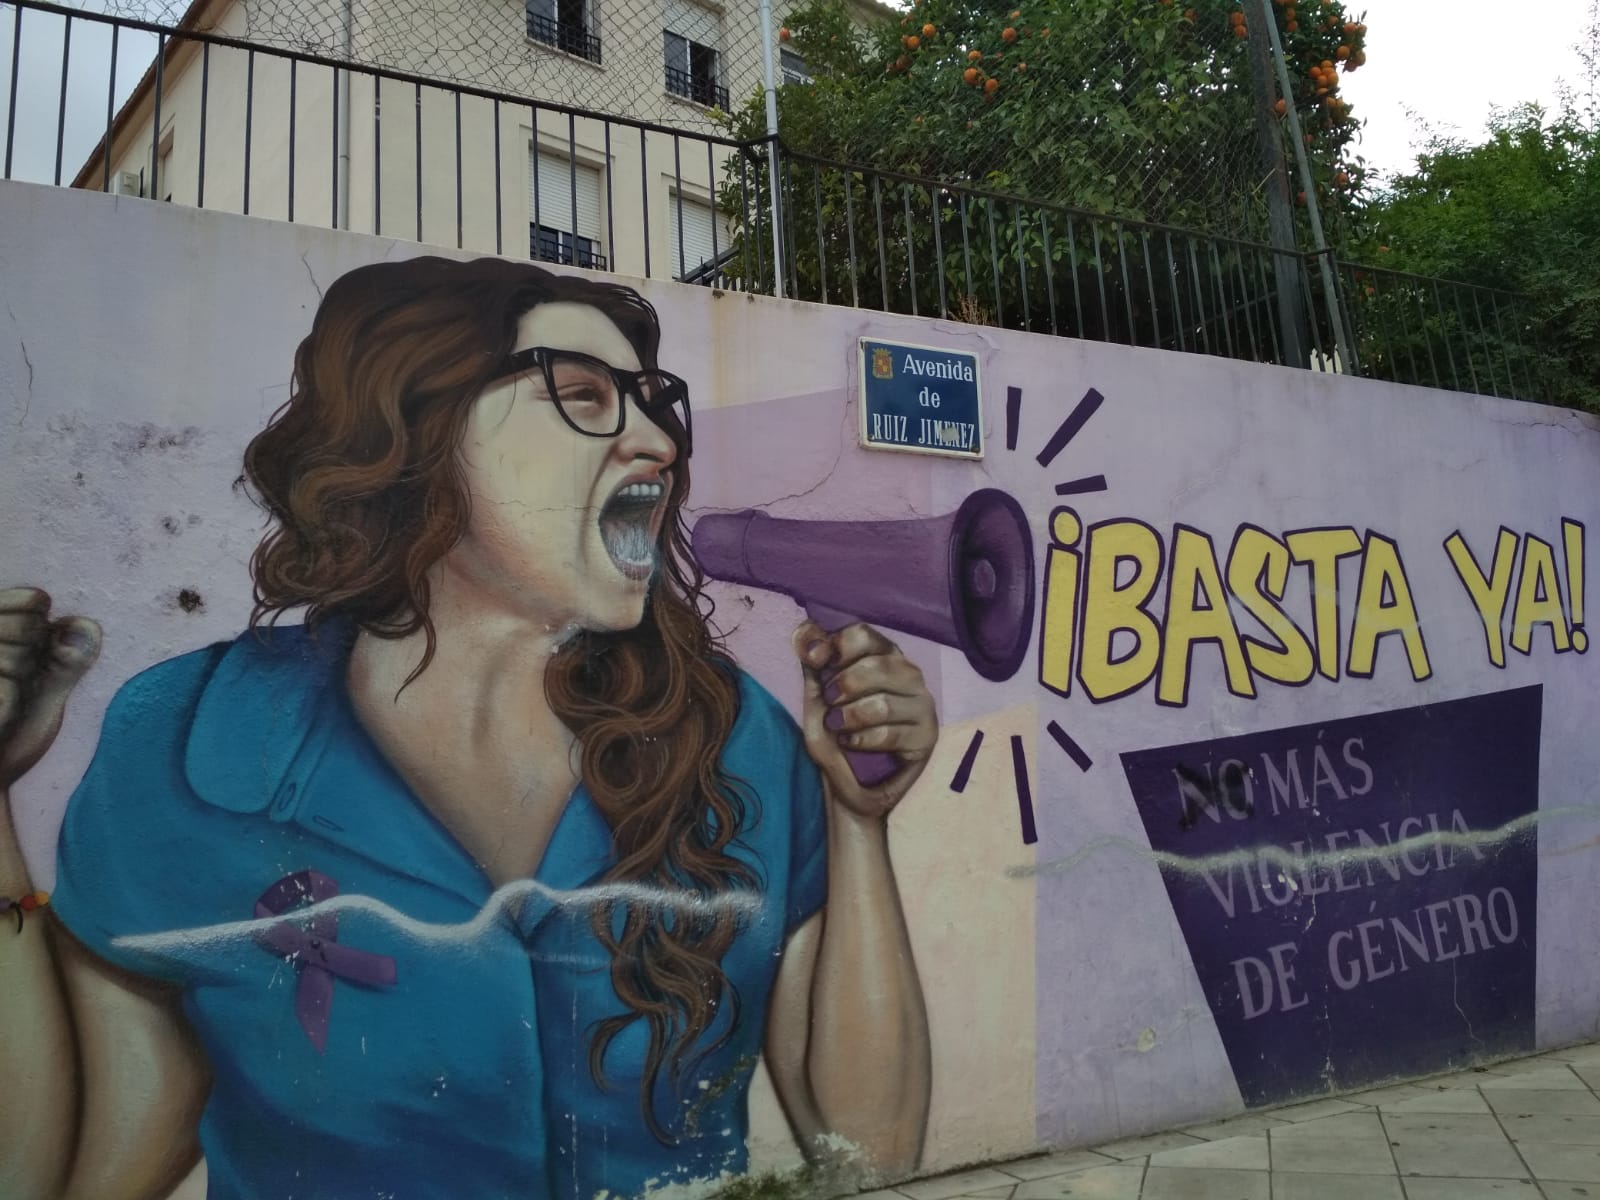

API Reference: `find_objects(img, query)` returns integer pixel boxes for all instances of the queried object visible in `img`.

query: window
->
[780,48,812,86]
[530,150,606,270]
[526,0,601,64]
[669,192,723,281]
[663,0,727,109]
[157,127,174,202]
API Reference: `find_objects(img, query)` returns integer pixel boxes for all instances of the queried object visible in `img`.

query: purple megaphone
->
[692,489,1036,787]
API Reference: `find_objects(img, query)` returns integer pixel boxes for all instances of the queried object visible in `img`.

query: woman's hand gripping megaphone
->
[791,618,939,814]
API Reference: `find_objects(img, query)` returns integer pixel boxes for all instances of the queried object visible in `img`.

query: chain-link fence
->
[73,0,830,139]
[13,0,1370,245]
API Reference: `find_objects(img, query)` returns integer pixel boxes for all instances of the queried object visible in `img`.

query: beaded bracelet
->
[0,892,49,933]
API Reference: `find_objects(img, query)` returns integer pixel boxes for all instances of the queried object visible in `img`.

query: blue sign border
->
[857,337,985,461]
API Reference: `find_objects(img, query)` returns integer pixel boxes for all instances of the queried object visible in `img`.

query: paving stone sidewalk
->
[861,1042,1600,1200]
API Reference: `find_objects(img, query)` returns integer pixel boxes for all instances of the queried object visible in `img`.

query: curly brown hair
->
[243,255,755,1140]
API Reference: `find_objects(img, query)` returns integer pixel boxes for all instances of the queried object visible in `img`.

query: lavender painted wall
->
[2,179,1598,1194]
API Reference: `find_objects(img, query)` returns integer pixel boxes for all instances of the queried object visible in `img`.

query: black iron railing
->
[533,224,608,271]
[0,0,1543,405]
[663,64,728,112]
[712,145,1540,401]
[525,11,601,65]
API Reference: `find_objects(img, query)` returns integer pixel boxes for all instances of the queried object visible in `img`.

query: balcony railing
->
[664,64,728,111]
[532,226,608,271]
[526,11,601,65]
[0,0,1544,406]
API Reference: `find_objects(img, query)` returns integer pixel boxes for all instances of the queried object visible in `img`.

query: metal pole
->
[336,0,352,228]
[1245,10,1307,367]
[1257,0,1357,373]
[756,0,785,298]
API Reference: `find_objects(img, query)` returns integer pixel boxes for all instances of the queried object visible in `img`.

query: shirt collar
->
[184,622,614,918]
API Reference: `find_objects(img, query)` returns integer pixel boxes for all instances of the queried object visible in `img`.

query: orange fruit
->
[1286,19,1297,30]
[1230,10,1246,25]
[1336,44,1350,59]
[907,34,920,48]
[1334,170,1350,186]
[922,22,936,36]
[1010,9,1021,17]
[1017,60,1027,70]
[1234,23,1247,35]
[985,76,1000,92]
[1274,97,1287,114]
[1002,25,1018,41]
[964,66,980,83]
[968,48,982,60]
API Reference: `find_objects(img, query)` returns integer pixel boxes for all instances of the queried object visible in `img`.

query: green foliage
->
[1352,103,1600,411]
[710,0,1373,348]
[734,0,1371,234]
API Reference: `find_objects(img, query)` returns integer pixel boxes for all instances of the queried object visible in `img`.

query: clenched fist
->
[0,588,101,793]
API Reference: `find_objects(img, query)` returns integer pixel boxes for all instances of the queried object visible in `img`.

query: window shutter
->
[670,193,719,278]
[664,0,719,47]
[530,149,602,241]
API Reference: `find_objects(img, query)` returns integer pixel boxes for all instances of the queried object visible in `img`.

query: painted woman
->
[0,256,934,1200]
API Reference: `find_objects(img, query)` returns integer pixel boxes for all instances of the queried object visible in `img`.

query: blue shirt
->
[51,624,828,1200]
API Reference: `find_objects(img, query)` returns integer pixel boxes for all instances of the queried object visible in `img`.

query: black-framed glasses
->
[492,346,693,457]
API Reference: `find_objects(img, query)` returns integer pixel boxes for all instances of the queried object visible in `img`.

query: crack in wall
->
[6,300,31,426]
[300,251,325,300]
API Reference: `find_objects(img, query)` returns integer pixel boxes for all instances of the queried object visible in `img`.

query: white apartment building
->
[73,0,889,281]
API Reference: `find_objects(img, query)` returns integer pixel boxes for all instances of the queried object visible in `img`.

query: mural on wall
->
[1,188,1598,1200]
[0,258,950,1200]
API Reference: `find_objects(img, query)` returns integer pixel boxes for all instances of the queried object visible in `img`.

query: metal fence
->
[710,146,1542,402]
[0,0,1543,405]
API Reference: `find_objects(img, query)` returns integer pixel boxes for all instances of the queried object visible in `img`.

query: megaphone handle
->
[803,601,901,789]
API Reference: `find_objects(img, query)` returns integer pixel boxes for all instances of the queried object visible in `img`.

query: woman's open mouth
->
[598,480,666,581]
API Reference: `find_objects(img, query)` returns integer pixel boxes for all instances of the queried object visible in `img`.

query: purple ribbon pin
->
[254,870,397,1054]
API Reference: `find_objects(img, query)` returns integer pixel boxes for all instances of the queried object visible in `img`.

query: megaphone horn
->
[692,488,1036,787]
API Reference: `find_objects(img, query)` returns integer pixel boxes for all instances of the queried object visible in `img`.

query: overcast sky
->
[0,0,1594,190]
[1339,0,1596,180]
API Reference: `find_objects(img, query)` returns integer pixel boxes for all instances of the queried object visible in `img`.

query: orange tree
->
[716,0,1372,339]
